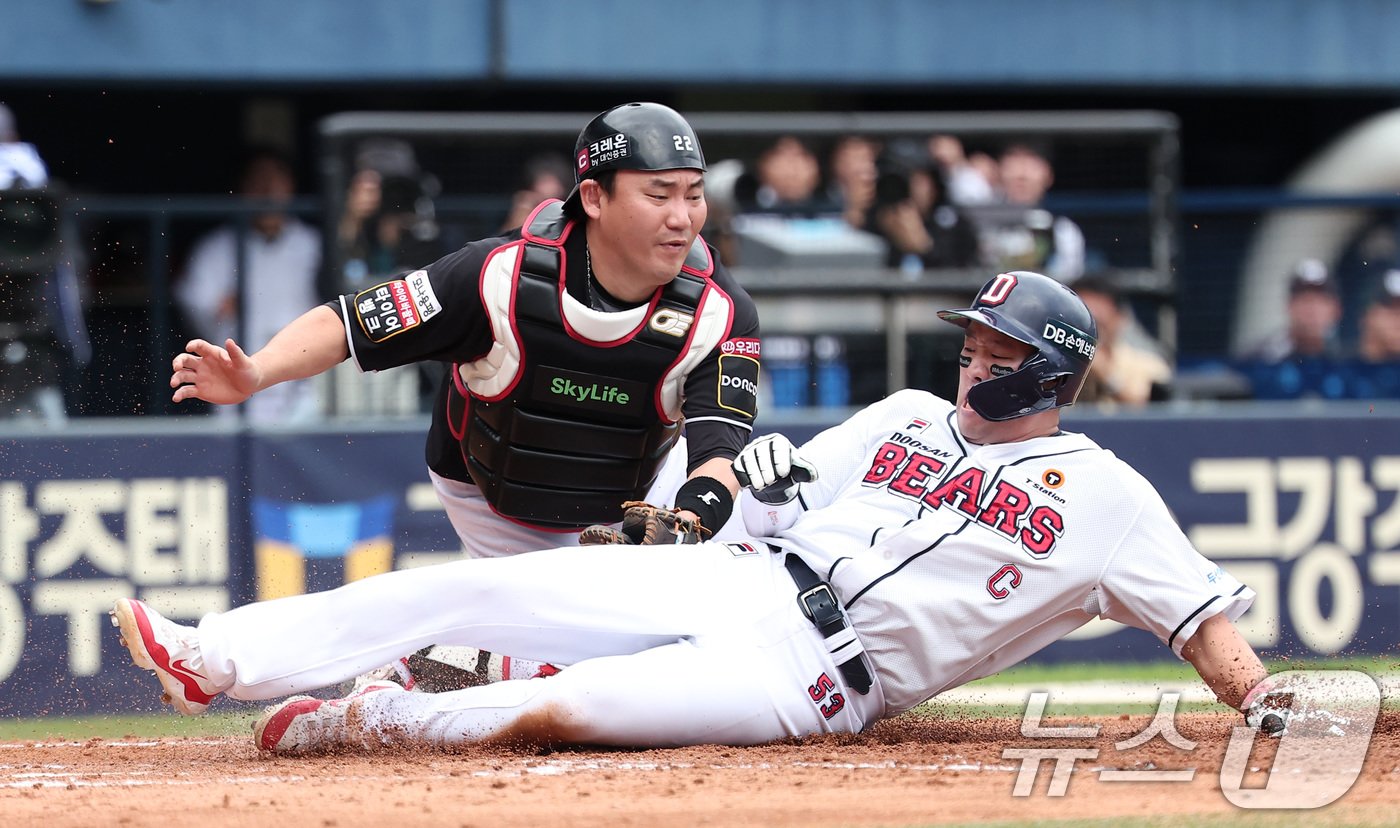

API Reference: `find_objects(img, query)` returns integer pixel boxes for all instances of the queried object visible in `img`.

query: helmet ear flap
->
[940,271,1098,420]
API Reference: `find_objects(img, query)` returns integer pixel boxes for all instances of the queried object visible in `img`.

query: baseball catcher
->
[119,271,1293,759]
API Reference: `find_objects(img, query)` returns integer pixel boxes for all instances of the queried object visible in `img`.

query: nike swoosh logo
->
[163,657,215,703]
[169,658,208,683]
[131,602,217,704]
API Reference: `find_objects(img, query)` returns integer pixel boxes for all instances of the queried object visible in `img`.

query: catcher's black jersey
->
[332,208,760,490]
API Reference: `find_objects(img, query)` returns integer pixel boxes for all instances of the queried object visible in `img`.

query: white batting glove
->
[732,434,818,505]
[1242,679,1292,738]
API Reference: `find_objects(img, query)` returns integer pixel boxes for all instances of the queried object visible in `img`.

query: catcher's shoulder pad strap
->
[682,235,713,277]
[521,199,570,245]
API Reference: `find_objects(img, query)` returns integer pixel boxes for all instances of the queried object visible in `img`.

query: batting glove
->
[1242,679,1292,737]
[733,434,818,505]
[1241,675,1355,738]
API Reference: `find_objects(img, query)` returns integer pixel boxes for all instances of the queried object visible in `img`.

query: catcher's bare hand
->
[733,434,818,505]
[579,501,711,546]
[171,338,261,405]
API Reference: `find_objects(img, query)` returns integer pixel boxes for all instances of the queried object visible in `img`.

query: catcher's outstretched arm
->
[246,305,351,389]
[171,306,348,406]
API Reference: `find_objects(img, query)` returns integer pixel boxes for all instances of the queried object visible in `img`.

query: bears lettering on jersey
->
[862,439,1066,557]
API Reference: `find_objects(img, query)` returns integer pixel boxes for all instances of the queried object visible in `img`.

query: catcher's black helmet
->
[563,102,706,215]
[937,271,1098,421]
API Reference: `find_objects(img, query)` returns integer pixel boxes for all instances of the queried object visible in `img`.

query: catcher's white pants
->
[196,543,885,746]
[432,436,747,559]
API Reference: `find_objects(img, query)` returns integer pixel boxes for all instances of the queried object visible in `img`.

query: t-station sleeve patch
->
[353,271,442,343]
[717,353,760,418]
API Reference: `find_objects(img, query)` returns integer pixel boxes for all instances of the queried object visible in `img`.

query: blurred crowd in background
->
[3,99,1400,426]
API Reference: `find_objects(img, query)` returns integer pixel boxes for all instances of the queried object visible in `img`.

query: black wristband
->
[673,476,734,532]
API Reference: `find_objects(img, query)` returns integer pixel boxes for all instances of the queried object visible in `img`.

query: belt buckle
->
[797,583,837,622]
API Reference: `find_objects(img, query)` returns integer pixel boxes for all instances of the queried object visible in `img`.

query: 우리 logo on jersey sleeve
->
[353,271,442,343]
[720,337,761,358]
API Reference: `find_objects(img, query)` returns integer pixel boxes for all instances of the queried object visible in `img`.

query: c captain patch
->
[353,270,441,343]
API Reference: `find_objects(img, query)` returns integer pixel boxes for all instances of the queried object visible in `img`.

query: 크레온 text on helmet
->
[576,133,630,174]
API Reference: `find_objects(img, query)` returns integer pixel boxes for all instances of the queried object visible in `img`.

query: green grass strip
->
[965,656,1399,686]
[0,710,258,741]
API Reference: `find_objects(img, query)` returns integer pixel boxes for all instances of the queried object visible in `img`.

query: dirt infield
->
[3,712,1397,827]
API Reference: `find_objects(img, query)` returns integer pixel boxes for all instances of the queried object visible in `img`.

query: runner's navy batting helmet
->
[937,271,1098,421]
[563,102,706,215]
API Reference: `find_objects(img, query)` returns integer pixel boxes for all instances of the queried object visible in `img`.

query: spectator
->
[928,134,996,206]
[338,138,443,289]
[969,142,1085,283]
[867,140,979,274]
[175,147,323,423]
[0,103,47,190]
[824,135,880,229]
[735,135,837,217]
[1,104,85,424]
[1074,277,1172,406]
[1352,268,1400,397]
[1237,259,1352,400]
[1242,258,1345,362]
[499,153,573,232]
[1358,269,1400,363]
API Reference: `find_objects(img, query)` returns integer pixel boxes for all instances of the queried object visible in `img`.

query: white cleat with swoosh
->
[110,598,224,715]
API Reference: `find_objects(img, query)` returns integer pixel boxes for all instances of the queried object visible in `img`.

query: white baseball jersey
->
[180,388,1254,749]
[749,389,1255,717]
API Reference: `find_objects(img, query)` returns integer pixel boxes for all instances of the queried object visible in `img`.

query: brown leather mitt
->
[578,500,712,546]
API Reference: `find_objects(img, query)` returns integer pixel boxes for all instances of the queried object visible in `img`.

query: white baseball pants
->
[196,542,884,747]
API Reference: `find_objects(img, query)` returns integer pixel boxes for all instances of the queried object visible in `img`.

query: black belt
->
[782,553,872,695]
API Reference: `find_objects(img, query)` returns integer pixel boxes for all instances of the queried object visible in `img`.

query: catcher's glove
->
[579,500,711,546]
